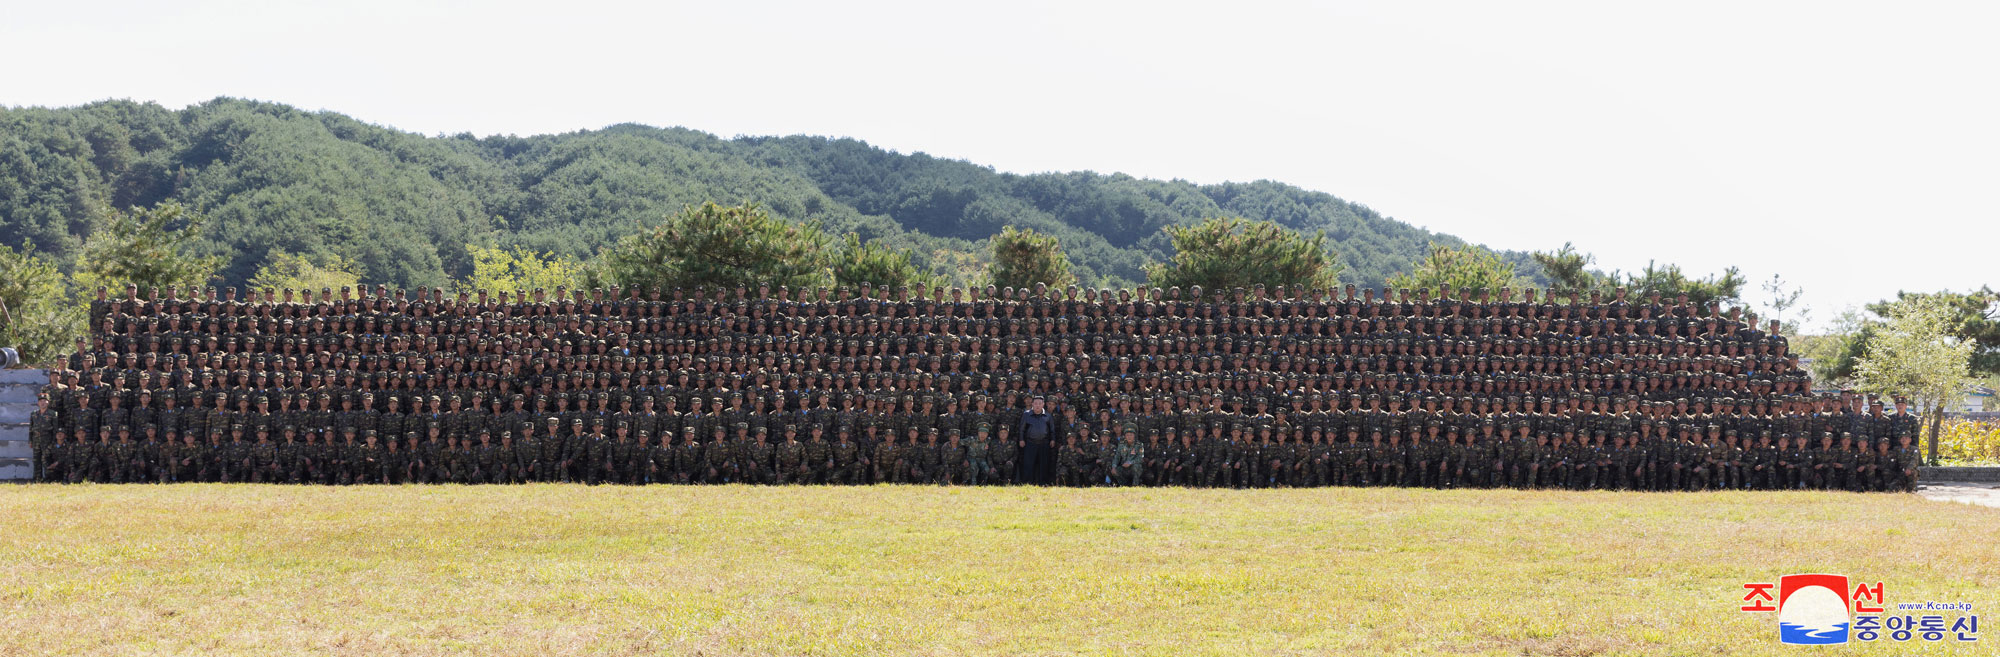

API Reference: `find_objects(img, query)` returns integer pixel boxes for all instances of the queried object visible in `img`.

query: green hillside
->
[0,97,1540,290]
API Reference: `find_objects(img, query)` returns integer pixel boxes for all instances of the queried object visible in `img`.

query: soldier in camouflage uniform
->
[870,430,899,484]
[775,425,806,484]
[476,428,504,484]
[31,279,1900,493]
[1113,426,1144,487]
[740,425,774,485]
[608,424,640,485]
[803,425,832,485]
[941,430,968,485]
[44,430,75,483]
[989,423,1017,486]
[963,424,994,485]
[29,395,57,482]
[358,430,384,484]
[250,425,279,483]
[832,425,862,485]
[911,428,941,485]
[699,425,732,484]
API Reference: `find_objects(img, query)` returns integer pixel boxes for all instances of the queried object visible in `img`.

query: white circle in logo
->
[1780,585,1849,636]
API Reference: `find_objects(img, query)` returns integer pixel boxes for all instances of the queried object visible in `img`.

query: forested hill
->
[0,97,1540,290]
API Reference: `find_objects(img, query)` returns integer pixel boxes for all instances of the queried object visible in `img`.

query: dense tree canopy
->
[986,226,1074,291]
[1386,242,1530,297]
[1854,296,1977,462]
[0,98,1544,292]
[75,202,223,295]
[1530,242,1598,295]
[830,232,942,290]
[1621,261,1746,309]
[1820,287,2000,384]
[248,251,363,295]
[0,245,81,363]
[456,246,582,297]
[1867,288,2000,377]
[594,202,832,292]
[1145,218,1343,294]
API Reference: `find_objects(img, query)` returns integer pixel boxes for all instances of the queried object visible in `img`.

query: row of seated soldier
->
[29,281,1920,491]
[31,393,1922,491]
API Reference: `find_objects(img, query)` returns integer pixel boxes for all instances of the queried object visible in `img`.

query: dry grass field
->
[1,485,1993,656]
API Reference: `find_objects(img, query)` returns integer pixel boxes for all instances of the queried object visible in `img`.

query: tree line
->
[1,97,1538,292]
[4,197,1739,365]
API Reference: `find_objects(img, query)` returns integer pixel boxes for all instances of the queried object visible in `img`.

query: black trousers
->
[1017,441,1054,484]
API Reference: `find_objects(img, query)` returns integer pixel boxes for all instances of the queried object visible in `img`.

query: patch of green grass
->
[0,485,1992,656]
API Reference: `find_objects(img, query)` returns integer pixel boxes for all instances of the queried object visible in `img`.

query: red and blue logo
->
[1740,574,1977,645]
[1775,574,1851,644]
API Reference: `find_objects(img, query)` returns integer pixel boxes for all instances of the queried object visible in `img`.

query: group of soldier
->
[26,280,1922,492]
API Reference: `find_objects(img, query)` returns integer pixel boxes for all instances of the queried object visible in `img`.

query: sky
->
[4,0,1995,330]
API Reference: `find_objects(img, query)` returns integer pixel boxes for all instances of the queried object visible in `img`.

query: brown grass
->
[0,485,1992,656]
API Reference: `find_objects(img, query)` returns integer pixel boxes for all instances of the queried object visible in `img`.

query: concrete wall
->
[1920,466,2000,483]
[0,369,42,480]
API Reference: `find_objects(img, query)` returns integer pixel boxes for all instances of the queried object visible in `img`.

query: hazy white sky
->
[5,1,1995,328]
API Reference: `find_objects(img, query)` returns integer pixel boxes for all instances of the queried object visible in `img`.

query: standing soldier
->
[29,395,57,482]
